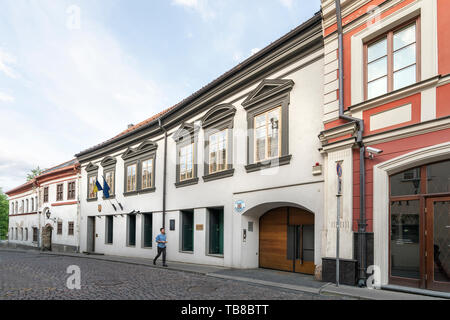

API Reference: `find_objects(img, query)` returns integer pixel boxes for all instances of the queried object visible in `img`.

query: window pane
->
[268,129,279,158]
[426,160,450,194]
[256,137,265,162]
[368,57,387,82]
[390,199,420,279]
[394,24,416,51]
[393,43,416,71]
[368,38,387,62]
[367,76,387,99]
[390,168,421,196]
[393,65,416,90]
[432,201,450,283]
[255,114,266,128]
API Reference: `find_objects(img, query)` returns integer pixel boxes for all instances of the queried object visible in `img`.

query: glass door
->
[426,197,450,292]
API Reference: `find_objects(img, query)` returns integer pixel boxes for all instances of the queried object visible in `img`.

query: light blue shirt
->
[156,234,167,248]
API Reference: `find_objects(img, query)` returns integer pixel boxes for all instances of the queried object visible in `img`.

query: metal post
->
[336,191,341,287]
[336,163,343,287]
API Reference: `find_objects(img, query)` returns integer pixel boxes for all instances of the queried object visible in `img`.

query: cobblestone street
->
[0,250,350,300]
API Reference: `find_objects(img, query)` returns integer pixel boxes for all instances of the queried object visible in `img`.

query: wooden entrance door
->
[426,197,450,292]
[259,207,315,274]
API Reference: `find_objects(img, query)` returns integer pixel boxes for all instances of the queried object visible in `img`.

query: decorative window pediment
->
[100,156,117,168]
[136,139,158,153]
[172,122,199,143]
[201,104,236,129]
[85,162,99,172]
[242,79,294,109]
[121,147,136,160]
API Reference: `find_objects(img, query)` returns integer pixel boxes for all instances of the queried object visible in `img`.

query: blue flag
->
[103,177,111,199]
[94,180,103,193]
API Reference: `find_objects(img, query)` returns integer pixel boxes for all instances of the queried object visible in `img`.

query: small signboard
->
[234,200,246,213]
[169,219,175,231]
[196,224,204,231]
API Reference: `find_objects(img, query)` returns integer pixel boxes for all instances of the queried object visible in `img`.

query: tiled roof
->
[5,159,79,196]
[40,159,79,175]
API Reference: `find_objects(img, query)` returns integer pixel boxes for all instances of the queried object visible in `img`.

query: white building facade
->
[6,160,81,253]
[76,14,326,274]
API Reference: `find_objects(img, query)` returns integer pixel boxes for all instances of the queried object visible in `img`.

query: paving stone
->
[0,250,351,300]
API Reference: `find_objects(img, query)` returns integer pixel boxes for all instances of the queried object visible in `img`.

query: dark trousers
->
[153,247,166,264]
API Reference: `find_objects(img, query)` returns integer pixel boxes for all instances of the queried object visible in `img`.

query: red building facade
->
[319,0,449,292]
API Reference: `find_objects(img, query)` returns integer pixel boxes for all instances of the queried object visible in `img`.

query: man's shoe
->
[163,264,168,267]
[153,260,156,265]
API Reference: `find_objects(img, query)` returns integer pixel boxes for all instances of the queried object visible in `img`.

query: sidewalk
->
[1,247,446,300]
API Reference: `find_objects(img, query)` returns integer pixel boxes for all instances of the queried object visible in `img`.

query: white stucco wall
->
[79,50,325,269]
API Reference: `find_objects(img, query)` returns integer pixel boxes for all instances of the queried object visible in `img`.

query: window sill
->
[139,187,156,194]
[175,177,199,188]
[245,154,292,173]
[142,246,153,249]
[203,168,234,182]
[206,253,224,258]
[86,198,98,202]
[179,250,194,254]
[123,191,138,197]
[102,195,116,200]
[123,187,156,197]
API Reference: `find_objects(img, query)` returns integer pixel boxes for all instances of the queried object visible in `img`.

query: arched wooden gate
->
[259,207,315,274]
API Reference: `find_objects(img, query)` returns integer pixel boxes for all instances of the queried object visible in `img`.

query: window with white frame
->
[179,143,194,182]
[209,129,227,174]
[141,159,153,189]
[126,163,137,192]
[365,18,420,100]
[254,106,281,162]
[88,176,97,199]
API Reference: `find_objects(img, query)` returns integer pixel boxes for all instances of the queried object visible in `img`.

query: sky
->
[0,0,320,192]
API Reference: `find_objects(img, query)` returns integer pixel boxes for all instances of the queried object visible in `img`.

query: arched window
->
[26,199,29,213]
[11,203,14,215]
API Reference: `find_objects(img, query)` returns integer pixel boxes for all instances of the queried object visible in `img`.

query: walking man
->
[153,228,168,267]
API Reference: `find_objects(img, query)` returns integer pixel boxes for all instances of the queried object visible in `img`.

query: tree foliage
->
[27,166,43,181]
[0,188,8,240]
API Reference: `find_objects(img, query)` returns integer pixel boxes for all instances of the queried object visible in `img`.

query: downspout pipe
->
[334,0,367,287]
[158,118,168,230]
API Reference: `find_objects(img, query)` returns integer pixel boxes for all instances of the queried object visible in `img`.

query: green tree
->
[0,188,9,240]
[27,166,43,181]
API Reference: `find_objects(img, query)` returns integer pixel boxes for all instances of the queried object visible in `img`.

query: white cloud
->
[172,0,216,20]
[0,48,19,79]
[0,91,14,103]
[0,1,168,190]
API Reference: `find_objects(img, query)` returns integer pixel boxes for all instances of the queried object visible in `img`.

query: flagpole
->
[102,175,122,211]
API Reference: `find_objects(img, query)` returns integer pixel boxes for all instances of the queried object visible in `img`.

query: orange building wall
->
[436,83,450,118]
[437,0,450,75]
[352,127,450,233]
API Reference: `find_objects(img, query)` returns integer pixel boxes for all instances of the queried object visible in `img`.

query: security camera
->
[366,147,383,154]
[366,147,383,159]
